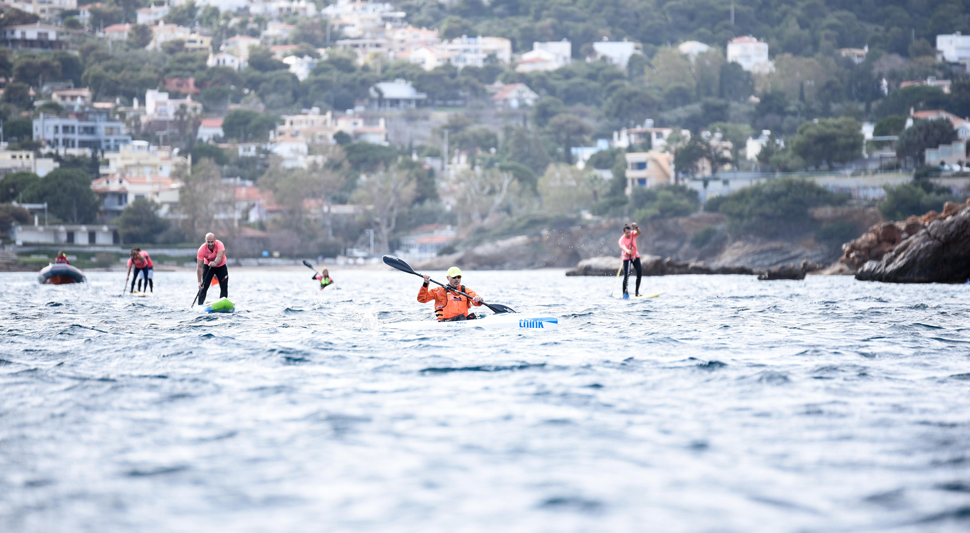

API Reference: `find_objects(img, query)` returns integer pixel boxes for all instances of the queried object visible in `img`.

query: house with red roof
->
[491,83,538,109]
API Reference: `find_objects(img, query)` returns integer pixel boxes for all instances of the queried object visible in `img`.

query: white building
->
[399,46,453,71]
[677,40,712,64]
[12,223,119,246]
[745,130,778,161]
[283,55,317,81]
[147,22,192,51]
[102,23,131,41]
[369,80,428,110]
[91,175,181,219]
[221,35,261,61]
[440,35,512,69]
[589,39,642,69]
[197,118,225,142]
[937,32,970,66]
[136,5,169,25]
[0,22,64,50]
[51,88,92,109]
[207,51,244,71]
[491,83,538,109]
[143,90,203,122]
[516,41,571,72]
[260,21,294,43]
[321,0,405,39]
[613,121,686,152]
[0,146,58,177]
[99,141,185,179]
[727,36,773,74]
[387,26,440,57]
[250,0,316,20]
[7,0,77,19]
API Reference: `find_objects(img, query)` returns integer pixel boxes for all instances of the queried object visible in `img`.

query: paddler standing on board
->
[196,232,229,305]
[128,247,154,293]
[418,266,484,321]
[619,222,642,298]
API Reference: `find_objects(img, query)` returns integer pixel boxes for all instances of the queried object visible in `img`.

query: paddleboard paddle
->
[952,279,970,298]
[123,264,132,295]
[382,255,516,314]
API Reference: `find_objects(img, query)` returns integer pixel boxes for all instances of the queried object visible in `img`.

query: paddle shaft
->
[123,264,132,295]
[383,255,513,314]
[952,279,970,298]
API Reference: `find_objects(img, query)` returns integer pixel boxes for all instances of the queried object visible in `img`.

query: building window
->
[88,231,96,244]
[637,179,647,186]
[66,231,75,244]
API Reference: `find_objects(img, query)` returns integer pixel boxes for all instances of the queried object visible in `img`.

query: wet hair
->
[130,247,141,253]
[623,224,631,230]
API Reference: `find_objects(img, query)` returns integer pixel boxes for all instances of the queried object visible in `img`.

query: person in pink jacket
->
[618,222,641,298]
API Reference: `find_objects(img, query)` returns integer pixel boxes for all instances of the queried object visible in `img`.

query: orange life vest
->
[417,284,481,321]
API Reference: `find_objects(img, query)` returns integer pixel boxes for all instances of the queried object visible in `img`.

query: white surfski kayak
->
[385,314,559,331]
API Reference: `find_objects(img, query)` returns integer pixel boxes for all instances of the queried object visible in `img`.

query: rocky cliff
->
[853,200,970,283]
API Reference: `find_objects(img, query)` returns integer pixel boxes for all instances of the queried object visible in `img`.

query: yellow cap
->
[446,266,462,277]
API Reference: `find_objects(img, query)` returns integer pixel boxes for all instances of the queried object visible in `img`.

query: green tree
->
[0,48,12,78]
[604,85,657,126]
[896,119,958,166]
[165,1,197,26]
[546,114,592,165]
[0,203,31,234]
[0,81,32,108]
[221,109,279,141]
[248,46,289,72]
[452,126,498,152]
[0,171,40,202]
[791,117,864,169]
[879,181,957,221]
[128,24,153,49]
[714,178,848,237]
[673,136,710,179]
[440,16,474,39]
[630,184,700,221]
[496,161,538,192]
[507,127,550,177]
[23,168,99,224]
[530,97,565,129]
[874,115,907,136]
[13,56,62,88]
[116,199,169,244]
[192,143,229,165]
[0,8,39,27]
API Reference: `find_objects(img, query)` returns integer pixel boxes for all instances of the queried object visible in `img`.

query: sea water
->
[1,270,969,532]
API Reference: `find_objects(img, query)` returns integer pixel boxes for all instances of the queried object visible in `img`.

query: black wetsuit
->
[198,264,229,304]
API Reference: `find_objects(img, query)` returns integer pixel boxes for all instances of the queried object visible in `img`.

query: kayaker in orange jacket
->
[417,266,484,321]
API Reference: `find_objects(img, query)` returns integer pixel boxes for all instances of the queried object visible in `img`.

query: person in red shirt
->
[54,251,69,264]
[417,266,484,321]
[618,222,641,298]
[196,232,229,305]
[127,248,154,293]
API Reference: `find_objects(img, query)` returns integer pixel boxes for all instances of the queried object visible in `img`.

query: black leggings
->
[198,264,229,305]
[131,267,153,292]
[623,257,642,295]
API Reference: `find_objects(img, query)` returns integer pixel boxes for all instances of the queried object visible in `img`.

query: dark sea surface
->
[2,269,970,532]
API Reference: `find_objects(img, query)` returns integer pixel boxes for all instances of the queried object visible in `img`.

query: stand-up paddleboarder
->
[619,222,642,298]
[197,233,229,305]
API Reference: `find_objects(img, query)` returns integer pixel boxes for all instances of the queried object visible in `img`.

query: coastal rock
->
[856,204,970,283]
[758,261,824,280]
[565,255,755,276]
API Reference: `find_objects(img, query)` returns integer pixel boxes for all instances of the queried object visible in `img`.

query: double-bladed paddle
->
[382,255,516,314]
